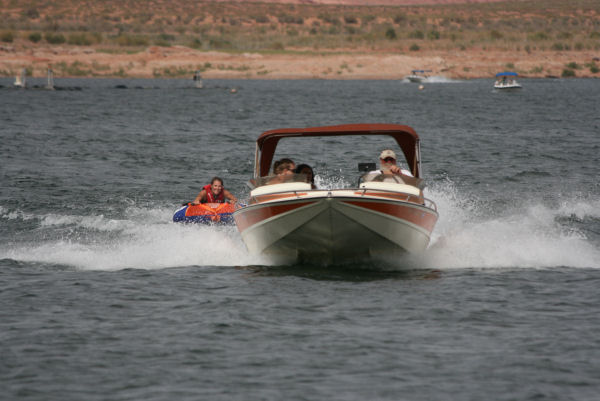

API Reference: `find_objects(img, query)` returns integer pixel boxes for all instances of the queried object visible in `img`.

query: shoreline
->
[2,44,599,80]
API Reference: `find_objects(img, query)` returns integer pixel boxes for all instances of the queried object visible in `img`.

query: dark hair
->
[273,158,295,174]
[274,161,294,175]
[210,176,223,186]
[295,164,314,184]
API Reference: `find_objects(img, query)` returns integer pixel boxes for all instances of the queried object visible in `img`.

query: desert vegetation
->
[1,0,599,78]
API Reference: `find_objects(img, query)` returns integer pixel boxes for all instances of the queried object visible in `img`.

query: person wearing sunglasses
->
[267,158,296,184]
[363,149,413,184]
[378,149,413,177]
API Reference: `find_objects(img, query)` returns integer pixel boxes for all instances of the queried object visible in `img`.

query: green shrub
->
[319,14,340,25]
[385,28,397,40]
[393,14,405,24]
[409,30,424,39]
[26,8,40,19]
[278,15,303,25]
[114,34,148,46]
[208,37,232,49]
[590,64,599,74]
[68,33,92,45]
[528,31,549,41]
[45,32,66,44]
[561,68,575,77]
[556,32,572,40]
[566,61,580,69]
[158,33,175,41]
[409,43,420,51]
[254,15,269,23]
[427,30,440,40]
[269,42,284,50]
[490,30,503,40]
[28,32,42,43]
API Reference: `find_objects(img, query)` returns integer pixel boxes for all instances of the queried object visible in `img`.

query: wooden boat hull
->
[234,193,437,264]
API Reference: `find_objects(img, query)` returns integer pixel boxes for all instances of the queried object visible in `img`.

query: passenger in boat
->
[295,164,316,189]
[364,149,413,183]
[267,158,296,184]
[192,176,238,205]
[272,158,295,174]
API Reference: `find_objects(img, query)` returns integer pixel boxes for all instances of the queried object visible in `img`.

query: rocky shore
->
[2,43,599,80]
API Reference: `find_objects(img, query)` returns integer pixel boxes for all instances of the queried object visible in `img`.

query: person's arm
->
[191,189,206,205]
[223,189,238,204]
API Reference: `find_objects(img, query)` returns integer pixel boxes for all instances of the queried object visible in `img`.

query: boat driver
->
[192,176,238,205]
[364,149,413,183]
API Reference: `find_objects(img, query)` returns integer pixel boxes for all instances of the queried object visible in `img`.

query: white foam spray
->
[1,206,267,271]
[2,184,599,271]
[420,181,600,270]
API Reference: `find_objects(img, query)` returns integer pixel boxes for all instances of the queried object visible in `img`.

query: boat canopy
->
[254,123,422,178]
[496,71,518,77]
[411,70,431,73]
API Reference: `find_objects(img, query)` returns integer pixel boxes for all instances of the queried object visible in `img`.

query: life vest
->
[203,184,225,203]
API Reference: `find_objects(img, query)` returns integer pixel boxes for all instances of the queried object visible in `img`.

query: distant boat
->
[14,68,26,88]
[193,70,203,89]
[46,67,55,90]
[494,71,522,90]
[405,70,432,83]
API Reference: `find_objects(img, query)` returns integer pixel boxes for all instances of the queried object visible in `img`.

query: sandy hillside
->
[1,0,598,80]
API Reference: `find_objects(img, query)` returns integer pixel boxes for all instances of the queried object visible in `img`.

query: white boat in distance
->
[405,70,432,83]
[494,71,522,90]
[233,124,439,265]
[14,68,26,88]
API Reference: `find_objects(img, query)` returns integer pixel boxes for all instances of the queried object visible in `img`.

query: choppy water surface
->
[1,77,599,400]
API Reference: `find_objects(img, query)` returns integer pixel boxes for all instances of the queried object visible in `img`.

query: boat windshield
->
[249,173,311,189]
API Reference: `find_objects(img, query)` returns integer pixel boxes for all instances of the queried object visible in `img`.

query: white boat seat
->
[359,182,421,197]
[251,182,312,197]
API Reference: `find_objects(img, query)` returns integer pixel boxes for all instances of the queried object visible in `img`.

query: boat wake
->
[0,205,267,271]
[402,76,459,84]
[421,180,600,270]
[1,185,599,272]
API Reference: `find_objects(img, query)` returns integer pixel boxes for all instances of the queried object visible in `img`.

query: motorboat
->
[14,68,26,88]
[233,124,439,264]
[494,71,522,89]
[193,70,203,89]
[173,202,236,224]
[46,67,55,90]
[405,70,431,83]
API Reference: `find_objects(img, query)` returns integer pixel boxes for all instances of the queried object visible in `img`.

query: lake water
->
[1,77,599,400]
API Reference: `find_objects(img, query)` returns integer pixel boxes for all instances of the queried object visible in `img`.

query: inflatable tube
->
[173,203,236,224]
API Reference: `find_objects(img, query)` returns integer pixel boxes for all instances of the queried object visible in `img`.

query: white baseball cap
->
[379,149,396,159]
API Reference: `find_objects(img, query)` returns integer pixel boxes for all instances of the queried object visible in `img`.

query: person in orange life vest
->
[192,177,238,205]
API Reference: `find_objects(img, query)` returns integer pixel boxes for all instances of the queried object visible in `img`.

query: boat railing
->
[424,197,437,211]
[357,185,437,211]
